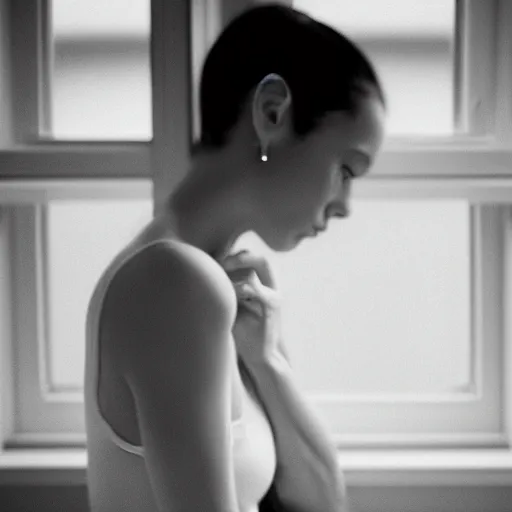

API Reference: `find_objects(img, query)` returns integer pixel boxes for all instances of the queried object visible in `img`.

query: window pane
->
[293,0,455,136]
[232,200,471,395]
[46,200,152,389]
[49,0,151,140]
[46,199,471,395]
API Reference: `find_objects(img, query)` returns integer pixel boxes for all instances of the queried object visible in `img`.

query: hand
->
[222,248,279,290]
[220,250,283,367]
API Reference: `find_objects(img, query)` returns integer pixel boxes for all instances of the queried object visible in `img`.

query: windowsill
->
[0,449,87,485]
[337,449,512,486]
[1,448,512,486]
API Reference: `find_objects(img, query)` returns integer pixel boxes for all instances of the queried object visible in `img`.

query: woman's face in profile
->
[260,94,386,252]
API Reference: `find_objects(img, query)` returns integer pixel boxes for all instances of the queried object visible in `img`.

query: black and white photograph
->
[1,1,512,511]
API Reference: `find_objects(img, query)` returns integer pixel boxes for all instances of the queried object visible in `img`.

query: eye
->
[340,165,355,181]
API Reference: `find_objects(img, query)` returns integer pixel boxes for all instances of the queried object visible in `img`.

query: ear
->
[252,73,292,150]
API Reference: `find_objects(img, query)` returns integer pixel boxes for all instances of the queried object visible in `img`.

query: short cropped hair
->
[198,3,385,148]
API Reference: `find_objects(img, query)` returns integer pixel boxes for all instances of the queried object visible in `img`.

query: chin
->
[263,231,302,253]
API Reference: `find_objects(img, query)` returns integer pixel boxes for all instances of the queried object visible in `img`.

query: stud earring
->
[260,143,268,162]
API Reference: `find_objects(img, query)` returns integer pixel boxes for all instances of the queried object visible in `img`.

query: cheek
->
[274,150,337,226]
[294,153,336,193]
[303,163,338,206]
[284,168,336,228]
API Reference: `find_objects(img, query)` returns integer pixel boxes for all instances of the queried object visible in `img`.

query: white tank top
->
[84,239,277,512]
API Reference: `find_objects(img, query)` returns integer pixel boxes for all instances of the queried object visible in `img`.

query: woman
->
[84,4,385,512]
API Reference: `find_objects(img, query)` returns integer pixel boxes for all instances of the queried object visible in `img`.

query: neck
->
[158,149,253,262]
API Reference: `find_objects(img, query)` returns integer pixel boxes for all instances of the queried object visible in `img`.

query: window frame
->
[1,0,512,494]
[305,205,506,450]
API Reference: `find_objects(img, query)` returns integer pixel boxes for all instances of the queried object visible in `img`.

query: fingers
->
[222,250,257,271]
[226,267,256,285]
[234,278,280,312]
[222,249,277,289]
[234,281,254,298]
[233,282,264,317]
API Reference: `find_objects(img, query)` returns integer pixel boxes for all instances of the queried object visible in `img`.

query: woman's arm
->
[245,352,350,512]
[114,242,241,512]
[220,250,350,512]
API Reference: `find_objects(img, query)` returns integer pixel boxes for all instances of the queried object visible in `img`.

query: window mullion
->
[494,0,512,146]
[8,0,43,143]
[0,207,15,449]
[150,0,191,215]
[456,0,498,137]
[502,205,512,444]
[191,0,221,143]
[370,146,512,178]
[354,176,512,202]
[0,142,151,179]
[37,0,54,139]
[0,2,14,147]
[473,205,506,440]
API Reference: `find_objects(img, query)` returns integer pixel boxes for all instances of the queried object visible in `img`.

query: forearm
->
[244,352,349,512]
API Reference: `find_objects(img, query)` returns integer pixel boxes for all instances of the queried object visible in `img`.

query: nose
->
[325,202,350,222]
[335,204,350,218]
[334,175,351,217]
[339,205,350,218]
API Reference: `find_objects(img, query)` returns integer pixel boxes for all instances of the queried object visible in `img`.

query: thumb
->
[250,278,281,312]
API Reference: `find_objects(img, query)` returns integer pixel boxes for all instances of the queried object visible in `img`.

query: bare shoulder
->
[102,241,242,510]
[104,240,237,378]
[136,240,236,311]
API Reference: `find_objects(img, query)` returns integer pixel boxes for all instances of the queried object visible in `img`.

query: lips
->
[301,225,326,239]
[313,225,326,235]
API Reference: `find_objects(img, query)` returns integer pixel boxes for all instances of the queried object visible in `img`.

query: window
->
[2,0,512,500]
[233,203,504,448]
[46,200,152,392]
[237,200,472,396]
[49,0,152,140]
[0,0,187,446]
[227,0,511,452]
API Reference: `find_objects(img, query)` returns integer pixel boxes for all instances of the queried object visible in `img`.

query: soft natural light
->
[232,200,471,395]
[46,200,471,395]
[294,0,455,135]
[49,0,455,139]
[44,1,467,396]
[52,0,150,38]
[50,0,151,140]
[46,200,153,389]
[293,0,454,38]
